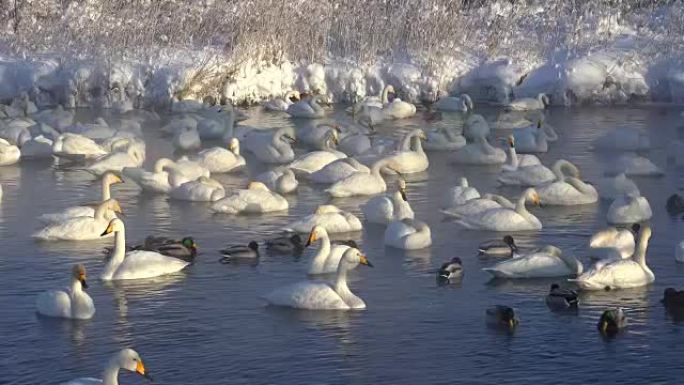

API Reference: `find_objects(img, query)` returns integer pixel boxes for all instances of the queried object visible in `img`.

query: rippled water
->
[2,105,684,385]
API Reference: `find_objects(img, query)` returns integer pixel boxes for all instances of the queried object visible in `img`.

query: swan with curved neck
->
[33,199,123,241]
[537,159,597,205]
[265,248,373,310]
[305,225,355,275]
[483,245,583,278]
[362,179,414,224]
[571,226,654,290]
[383,129,428,174]
[63,348,152,385]
[36,264,95,320]
[326,158,394,197]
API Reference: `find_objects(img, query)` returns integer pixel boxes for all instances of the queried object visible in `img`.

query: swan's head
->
[103,171,124,186]
[342,248,374,268]
[228,137,240,152]
[525,189,541,206]
[112,349,152,381]
[640,225,652,241]
[459,177,469,187]
[397,179,407,201]
[540,94,550,107]
[72,264,88,289]
[507,135,515,148]
[305,226,325,247]
[101,199,124,215]
[101,218,125,236]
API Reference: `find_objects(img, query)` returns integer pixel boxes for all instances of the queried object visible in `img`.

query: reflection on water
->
[2,105,684,384]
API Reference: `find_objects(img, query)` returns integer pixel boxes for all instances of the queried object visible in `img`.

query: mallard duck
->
[666,194,684,216]
[545,284,579,310]
[219,241,260,263]
[486,305,519,329]
[437,257,463,280]
[265,233,304,255]
[598,308,627,336]
[135,236,198,262]
[662,288,684,309]
[478,235,518,257]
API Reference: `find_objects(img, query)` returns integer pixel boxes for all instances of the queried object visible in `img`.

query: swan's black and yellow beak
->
[400,188,407,201]
[101,223,114,237]
[79,273,88,289]
[305,231,318,247]
[136,360,153,381]
[359,254,374,267]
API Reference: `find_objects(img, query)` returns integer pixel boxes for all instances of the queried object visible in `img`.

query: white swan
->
[381,129,429,174]
[36,264,95,320]
[210,182,288,214]
[39,172,124,224]
[382,86,416,119]
[462,114,491,141]
[265,247,372,310]
[482,246,583,278]
[33,199,123,241]
[171,156,211,180]
[536,160,598,205]
[362,180,414,225]
[309,158,370,184]
[304,225,355,275]
[52,133,108,160]
[169,174,225,202]
[571,226,654,290]
[594,127,650,151]
[607,193,652,224]
[443,177,480,207]
[286,95,326,119]
[263,91,300,112]
[61,349,151,385]
[614,153,663,176]
[500,136,543,172]
[441,193,515,217]
[193,137,245,173]
[32,105,74,131]
[86,142,145,175]
[100,218,190,280]
[172,126,201,151]
[452,136,506,165]
[326,158,393,198]
[297,123,341,150]
[289,141,347,175]
[254,167,298,194]
[497,137,555,186]
[423,124,466,151]
[384,218,432,249]
[512,121,557,153]
[0,138,21,166]
[434,92,473,112]
[122,158,177,194]
[598,173,640,200]
[589,224,640,260]
[506,93,549,111]
[242,127,296,164]
[286,205,362,234]
[455,188,542,231]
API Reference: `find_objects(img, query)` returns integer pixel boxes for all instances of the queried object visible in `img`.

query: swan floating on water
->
[286,204,362,234]
[536,160,598,205]
[33,199,123,241]
[0,138,21,166]
[454,188,542,231]
[242,127,296,164]
[193,137,245,173]
[254,167,298,194]
[384,218,432,250]
[326,158,394,198]
[443,177,480,208]
[452,136,506,165]
[210,182,288,214]
[441,193,515,218]
[381,129,429,174]
[597,173,640,200]
[497,136,555,186]
[571,226,654,290]
[362,179,414,225]
[589,224,640,260]
[100,218,191,280]
[482,245,583,278]
[61,348,152,385]
[506,93,549,111]
[607,192,652,224]
[434,92,473,112]
[265,247,372,310]
[613,153,663,177]
[309,158,370,184]
[169,174,225,202]
[36,264,95,320]
[263,91,300,112]
[512,120,558,153]
[305,225,355,275]
[286,94,327,119]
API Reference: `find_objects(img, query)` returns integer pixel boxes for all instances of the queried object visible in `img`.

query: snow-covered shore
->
[1,1,684,108]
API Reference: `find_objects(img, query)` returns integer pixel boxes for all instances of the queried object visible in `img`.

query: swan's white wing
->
[265,281,349,310]
[33,216,111,241]
[483,254,569,278]
[38,206,95,224]
[36,290,71,318]
[113,251,189,280]
[61,377,103,385]
[362,196,393,224]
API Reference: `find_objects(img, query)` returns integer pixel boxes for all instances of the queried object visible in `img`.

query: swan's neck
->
[101,361,121,385]
[633,233,650,269]
[392,192,412,220]
[507,145,519,169]
[69,277,84,294]
[566,177,593,195]
[411,135,424,154]
[94,203,109,220]
[443,126,459,142]
[231,143,240,156]
[102,230,126,280]
[490,194,514,208]
[552,161,568,181]
[101,179,112,200]
[515,194,532,218]
[309,232,331,273]
[371,159,389,176]
[381,86,391,104]
[334,264,362,307]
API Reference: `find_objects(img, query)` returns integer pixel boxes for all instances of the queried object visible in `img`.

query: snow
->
[1,1,684,108]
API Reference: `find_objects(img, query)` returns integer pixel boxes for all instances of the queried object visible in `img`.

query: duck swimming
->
[478,235,518,257]
[545,284,579,310]
[598,308,627,336]
[437,257,463,280]
[486,305,519,329]
[219,241,260,263]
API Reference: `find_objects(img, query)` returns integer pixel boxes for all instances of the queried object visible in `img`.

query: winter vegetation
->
[1,0,684,106]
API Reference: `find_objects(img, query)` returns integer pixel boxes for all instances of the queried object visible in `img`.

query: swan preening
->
[482,246,583,278]
[536,160,598,205]
[265,247,373,310]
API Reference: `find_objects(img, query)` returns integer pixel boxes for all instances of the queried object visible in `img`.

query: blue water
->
[2,105,684,385]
